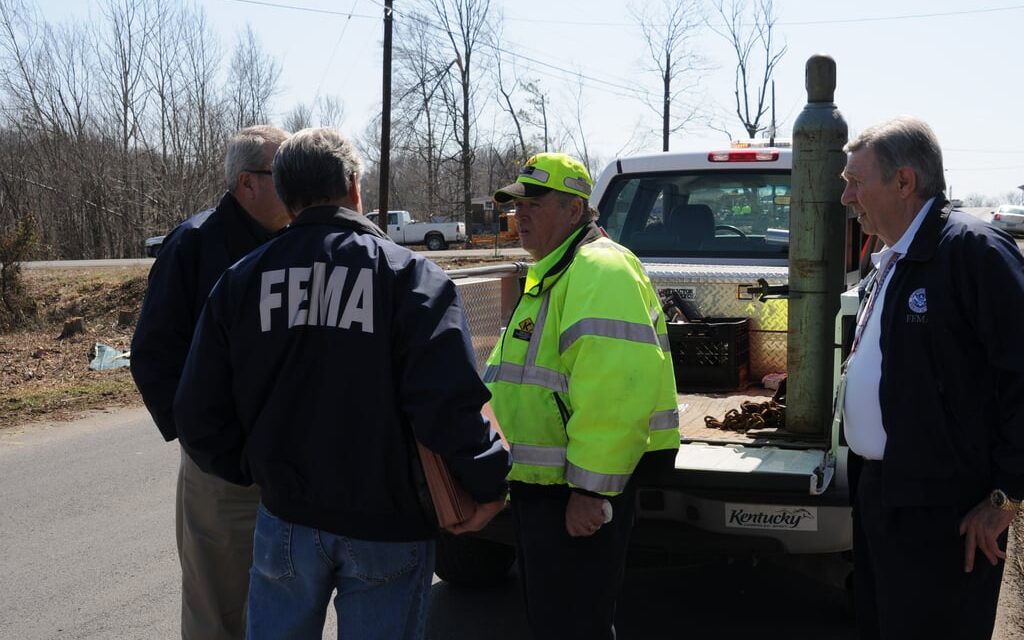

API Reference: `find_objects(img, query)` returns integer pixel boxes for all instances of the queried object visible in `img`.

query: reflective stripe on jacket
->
[485,223,679,496]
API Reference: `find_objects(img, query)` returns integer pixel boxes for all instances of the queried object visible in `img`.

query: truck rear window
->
[597,170,790,259]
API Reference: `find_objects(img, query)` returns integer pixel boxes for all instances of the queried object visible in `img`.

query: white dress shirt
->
[843,198,934,460]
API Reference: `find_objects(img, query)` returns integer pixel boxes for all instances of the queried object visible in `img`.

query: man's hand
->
[446,499,506,535]
[566,491,607,537]
[959,499,1016,572]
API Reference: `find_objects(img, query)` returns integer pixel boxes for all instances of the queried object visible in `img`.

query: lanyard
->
[831,251,900,451]
[848,251,901,357]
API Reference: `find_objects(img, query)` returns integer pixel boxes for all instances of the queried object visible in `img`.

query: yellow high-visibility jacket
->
[484,223,680,496]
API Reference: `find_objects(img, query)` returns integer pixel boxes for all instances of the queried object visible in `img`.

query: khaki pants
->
[176,446,260,640]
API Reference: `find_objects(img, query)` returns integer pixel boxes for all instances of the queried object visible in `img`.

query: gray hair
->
[224,125,289,190]
[844,116,946,199]
[553,191,597,223]
[272,127,364,213]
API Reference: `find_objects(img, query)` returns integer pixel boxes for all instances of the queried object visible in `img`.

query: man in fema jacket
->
[173,127,508,639]
[840,115,1024,639]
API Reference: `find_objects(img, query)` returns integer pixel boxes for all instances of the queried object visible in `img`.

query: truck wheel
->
[425,234,447,251]
[434,533,515,587]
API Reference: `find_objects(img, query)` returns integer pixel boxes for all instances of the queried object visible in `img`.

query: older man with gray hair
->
[840,116,1024,638]
[132,124,290,640]
[173,127,509,639]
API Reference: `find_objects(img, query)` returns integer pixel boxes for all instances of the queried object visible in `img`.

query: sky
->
[33,0,1024,201]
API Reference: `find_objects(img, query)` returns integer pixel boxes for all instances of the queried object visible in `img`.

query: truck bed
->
[678,388,827,448]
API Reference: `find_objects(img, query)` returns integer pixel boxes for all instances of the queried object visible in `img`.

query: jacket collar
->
[285,205,390,241]
[903,197,952,263]
[219,191,275,261]
[524,222,603,295]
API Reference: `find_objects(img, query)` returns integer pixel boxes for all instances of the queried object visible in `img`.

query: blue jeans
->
[246,503,435,640]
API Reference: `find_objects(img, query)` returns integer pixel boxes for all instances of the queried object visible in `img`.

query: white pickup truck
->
[366,210,465,250]
[584,144,856,580]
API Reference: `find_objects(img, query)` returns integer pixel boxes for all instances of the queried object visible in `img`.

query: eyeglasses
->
[245,169,273,176]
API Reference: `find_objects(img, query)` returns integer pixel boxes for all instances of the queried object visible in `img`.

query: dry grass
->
[0,254,514,430]
[0,265,147,429]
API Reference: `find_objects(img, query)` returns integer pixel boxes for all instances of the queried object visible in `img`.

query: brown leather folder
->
[415,403,506,529]
[415,441,478,529]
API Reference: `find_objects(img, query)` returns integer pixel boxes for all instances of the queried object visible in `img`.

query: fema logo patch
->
[908,288,927,314]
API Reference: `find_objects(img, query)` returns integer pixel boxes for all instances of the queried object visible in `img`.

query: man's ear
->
[349,174,361,210]
[570,197,584,225]
[895,166,917,197]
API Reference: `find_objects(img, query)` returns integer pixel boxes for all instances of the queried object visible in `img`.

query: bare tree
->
[520,80,550,153]
[424,0,494,237]
[284,102,313,132]
[283,96,344,132]
[962,192,998,208]
[178,7,227,199]
[315,94,345,127]
[97,0,152,154]
[494,51,528,159]
[393,9,458,219]
[144,0,183,163]
[632,0,706,151]
[997,190,1024,206]
[227,24,280,130]
[710,0,786,138]
[561,75,595,179]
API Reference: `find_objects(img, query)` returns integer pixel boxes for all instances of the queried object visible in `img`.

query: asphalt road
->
[0,410,1018,640]
[0,408,856,639]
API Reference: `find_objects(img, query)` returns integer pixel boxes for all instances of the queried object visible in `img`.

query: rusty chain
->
[704,399,786,433]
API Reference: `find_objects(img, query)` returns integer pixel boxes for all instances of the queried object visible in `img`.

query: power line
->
[225,0,654,100]
[222,0,695,107]
[497,3,1024,27]
[222,0,377,19]
[390,8,649,99]
[779,4,1024,26]
[313,1,360,101]
[491,50,650,103]
[946,148,1024,155]
[948,165,1024,172]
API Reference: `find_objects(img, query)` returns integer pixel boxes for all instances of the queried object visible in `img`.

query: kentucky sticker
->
[513,318,535,341]
[724,503,818,531]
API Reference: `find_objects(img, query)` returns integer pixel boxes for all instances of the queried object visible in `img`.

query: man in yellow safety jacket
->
[486,152,679,640]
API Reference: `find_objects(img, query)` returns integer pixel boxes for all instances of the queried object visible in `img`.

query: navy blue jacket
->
[872,199,1024,507]
[131,192,273,441]
[173,206,510,541]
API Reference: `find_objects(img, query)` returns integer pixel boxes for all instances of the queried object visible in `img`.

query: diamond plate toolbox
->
[647,263,788,380]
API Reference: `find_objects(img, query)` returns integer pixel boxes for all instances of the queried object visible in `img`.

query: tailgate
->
[672,441,833,495]
[672,391,835,496]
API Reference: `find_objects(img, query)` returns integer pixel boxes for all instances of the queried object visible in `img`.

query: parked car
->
[145,235,165,257]
[990,204,1024,237]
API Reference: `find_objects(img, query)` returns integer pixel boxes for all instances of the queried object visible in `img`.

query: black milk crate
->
[667,317,750,391]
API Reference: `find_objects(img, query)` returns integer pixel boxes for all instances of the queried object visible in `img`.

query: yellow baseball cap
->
[493,152,593,203]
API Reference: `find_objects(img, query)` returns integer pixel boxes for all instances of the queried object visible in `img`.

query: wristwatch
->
[989,489,1022,513]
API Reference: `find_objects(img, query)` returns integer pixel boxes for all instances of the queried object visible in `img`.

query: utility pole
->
[378,0,393,236]
[662,51,670,152]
